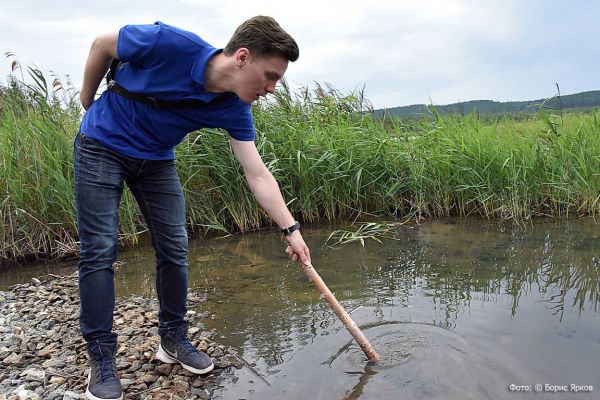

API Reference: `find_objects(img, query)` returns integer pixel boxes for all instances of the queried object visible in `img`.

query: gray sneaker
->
[156,332,214,375]
[85,341,123,400]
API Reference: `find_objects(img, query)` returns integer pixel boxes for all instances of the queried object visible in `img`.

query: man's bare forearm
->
[80,32,119,110]
[229,138,311,264]
[247,168,311,264]
[246,168,296,229]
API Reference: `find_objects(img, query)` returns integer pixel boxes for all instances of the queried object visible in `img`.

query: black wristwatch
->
[281,221,300,236]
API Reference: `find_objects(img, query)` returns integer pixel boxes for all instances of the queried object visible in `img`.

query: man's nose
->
[266,82,276,94]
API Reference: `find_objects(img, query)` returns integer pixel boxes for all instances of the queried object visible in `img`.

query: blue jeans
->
[74,132,189,343]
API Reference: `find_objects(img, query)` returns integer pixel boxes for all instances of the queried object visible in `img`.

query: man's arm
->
[80,32,119,110]
[229,138,311,265]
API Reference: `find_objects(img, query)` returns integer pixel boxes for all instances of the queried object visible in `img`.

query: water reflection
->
[1,219,598,399]
[341,364,376,400]
[372,220,600,324]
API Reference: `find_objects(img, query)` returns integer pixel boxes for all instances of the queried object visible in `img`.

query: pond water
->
[1,219,599,399]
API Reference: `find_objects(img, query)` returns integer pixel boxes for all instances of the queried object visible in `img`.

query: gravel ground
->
[0,273,243,399]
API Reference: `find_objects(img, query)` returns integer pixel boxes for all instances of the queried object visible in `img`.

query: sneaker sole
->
[156,344,215,375]
[85,371,123,400]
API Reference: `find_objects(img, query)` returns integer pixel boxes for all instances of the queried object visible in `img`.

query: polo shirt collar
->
[191,46,222,88]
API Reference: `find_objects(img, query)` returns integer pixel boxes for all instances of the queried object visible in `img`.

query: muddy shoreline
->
[0,273,242,399]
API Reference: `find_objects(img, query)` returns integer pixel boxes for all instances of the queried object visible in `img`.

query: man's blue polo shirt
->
[80,22,255,160]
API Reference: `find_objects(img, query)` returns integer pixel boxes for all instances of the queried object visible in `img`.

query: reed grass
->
[1,62,599,262]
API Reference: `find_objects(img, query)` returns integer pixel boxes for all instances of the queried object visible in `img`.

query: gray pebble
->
[0,274,236,399]
[62,391,80,400]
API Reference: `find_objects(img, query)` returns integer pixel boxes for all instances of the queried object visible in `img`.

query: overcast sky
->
[1,0,599,109]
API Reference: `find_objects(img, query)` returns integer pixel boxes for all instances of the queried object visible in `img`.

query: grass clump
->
[1,60,599,263]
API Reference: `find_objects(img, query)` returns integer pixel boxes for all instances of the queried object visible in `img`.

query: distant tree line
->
[374,90,600,119]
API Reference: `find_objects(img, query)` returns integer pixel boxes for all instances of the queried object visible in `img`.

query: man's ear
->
[235,48,250,68]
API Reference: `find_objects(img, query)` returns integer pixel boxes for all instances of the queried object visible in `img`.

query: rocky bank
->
[0,273,243,399]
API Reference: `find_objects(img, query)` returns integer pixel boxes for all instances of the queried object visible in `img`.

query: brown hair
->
[224,16,299,62]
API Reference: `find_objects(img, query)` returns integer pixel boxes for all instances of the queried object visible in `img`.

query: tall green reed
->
[0,57,142,262]
[1,59,78,260]
[1,60,599,263]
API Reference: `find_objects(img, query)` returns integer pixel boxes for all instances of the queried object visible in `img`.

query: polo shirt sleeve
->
[117,23,161,63]
[225,103,255,142]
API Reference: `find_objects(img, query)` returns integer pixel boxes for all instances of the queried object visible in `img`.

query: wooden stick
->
[301,263,381,362]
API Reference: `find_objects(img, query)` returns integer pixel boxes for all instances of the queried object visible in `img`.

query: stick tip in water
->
[367,350,381,363]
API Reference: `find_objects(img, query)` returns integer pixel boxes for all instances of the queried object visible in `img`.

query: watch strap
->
[281,221,301,236]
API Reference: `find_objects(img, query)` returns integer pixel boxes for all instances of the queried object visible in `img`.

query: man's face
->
[235,53,288,104]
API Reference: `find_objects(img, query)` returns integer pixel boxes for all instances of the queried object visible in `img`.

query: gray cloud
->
[1,0,598,108]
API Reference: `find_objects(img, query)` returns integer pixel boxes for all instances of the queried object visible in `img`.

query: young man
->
[76,16,311,400]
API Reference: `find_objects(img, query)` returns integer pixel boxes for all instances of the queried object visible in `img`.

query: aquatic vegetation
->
[1,60,599,262]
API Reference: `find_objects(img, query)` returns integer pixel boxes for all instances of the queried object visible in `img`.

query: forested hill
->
[374,90,600,119]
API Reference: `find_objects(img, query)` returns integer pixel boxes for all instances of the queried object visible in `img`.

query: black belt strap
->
[106,59,236,108]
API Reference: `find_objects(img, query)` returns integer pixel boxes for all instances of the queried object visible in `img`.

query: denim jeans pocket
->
[77,134,118,162]
[76,135,128,181]
[79,133,102,147]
